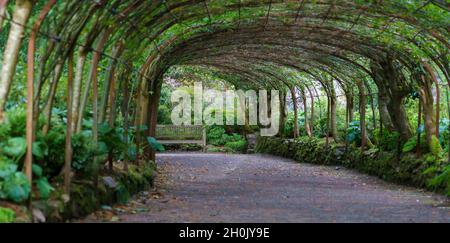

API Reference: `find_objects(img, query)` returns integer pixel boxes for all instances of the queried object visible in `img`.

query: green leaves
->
[32,164,43,178]
[32,141,48,160]
[346,121,363,145]
[0,154,54,202]
[35,177,54,199]
[2,137,26,160]
[0,159,17,179]
[146,137,165,152]
[0,172,30,203]
[32,164,54,199]
[0,157,30,203]
[402,138,418,153]
[0,207,16,223]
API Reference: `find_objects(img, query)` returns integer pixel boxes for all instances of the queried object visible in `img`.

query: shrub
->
[374,129,400,151]
[224,140,248,153]
[428,165,450,196]
[346,121,361,145]
[0,207,15,223]
[207,126,243,146]
[207,126,227,145]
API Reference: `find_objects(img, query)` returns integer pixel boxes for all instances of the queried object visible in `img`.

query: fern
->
[428,165,450,196]
[402,137,417,153]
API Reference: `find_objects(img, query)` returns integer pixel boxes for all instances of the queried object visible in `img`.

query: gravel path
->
[85,153,450,223]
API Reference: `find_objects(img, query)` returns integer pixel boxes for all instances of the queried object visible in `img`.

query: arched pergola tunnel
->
[0,0,449,198]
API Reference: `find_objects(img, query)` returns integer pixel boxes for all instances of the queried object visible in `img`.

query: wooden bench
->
[155,125,207,152]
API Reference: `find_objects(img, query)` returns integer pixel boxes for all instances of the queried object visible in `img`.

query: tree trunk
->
[89,29,112,176]
[306,86,314,135]
[71,47,87,133]
[64,51,74,194]
[42,60,64,135]
[0,0,33,122]
[345,91,354,124]
[422,61,440,138]
[290,86,299,138]
[76,28,112,133]
[371,57,412,141]
[326,94,330,146]
[121,70,132,171]
[99,42,124,124]
[26,0,56,187]
[329,82,338,142]
[347,92,354,122]
[417,99,422,155]
[0,0,8,32]
[358,81,367,151]
[367,84,377,131]
[419,72,439,152]
[280,90,287,137]
[377,88,395,132]
[145,80,162,161]
[300,86,312,137]
[388,96,413,141]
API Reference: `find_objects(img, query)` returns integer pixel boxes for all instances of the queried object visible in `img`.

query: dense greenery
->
[0,0,449,222]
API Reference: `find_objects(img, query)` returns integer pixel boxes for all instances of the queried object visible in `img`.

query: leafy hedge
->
[255,136,450,196]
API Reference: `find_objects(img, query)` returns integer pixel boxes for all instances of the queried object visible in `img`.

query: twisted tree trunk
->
[418,66,440,153]
[371,57,412,141]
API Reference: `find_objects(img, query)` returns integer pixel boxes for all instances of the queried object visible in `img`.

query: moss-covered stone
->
[47,161,157,222]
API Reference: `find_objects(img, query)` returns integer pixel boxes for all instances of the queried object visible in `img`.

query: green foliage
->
[207,126,243,146]
[115,183,130,204]
[98,123,127,156]
[282,112,310,138]
[0,207,16,223]
[2,137,26,161]
[180,144,203,151]
[428,165,450,196]
[224,140,248,153]
[207,126,227,145]
[402,137,417,153]
[0,158,17,179]
[346,121,361,145]
[430,135,442,156]
[146,137,165,152]
[38,127,65,177]
[374,129,401,151]
[207,146,234,153]
[35,177,54,199]
[0,172,30,203]
[71,131,101,172]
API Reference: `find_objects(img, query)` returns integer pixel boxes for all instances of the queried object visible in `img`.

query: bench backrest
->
[156,125,205,141]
